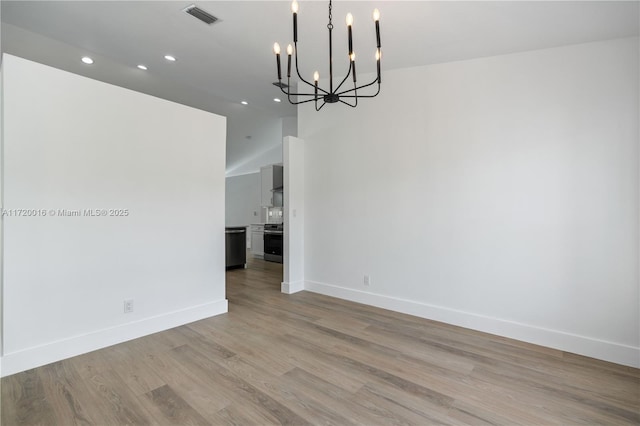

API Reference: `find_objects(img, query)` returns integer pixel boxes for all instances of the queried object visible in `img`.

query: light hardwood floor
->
[2,253,639,425]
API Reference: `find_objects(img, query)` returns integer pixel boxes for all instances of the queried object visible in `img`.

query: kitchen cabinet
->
[250,224,264,258]
[261,165,283,207]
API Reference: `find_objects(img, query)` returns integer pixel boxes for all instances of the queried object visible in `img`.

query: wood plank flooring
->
[2,253,639,425]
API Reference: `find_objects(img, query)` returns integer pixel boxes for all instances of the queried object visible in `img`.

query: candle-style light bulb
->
[350,52,357,82]
[313,71,319,99]
[375,49,381,83]
[273,43,282,80]
[346,13,354,54]
[373,9,381,48]
[287,44,293,77]
[292,1,298,42]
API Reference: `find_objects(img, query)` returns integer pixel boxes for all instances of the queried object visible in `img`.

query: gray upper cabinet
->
[261,165,283,207]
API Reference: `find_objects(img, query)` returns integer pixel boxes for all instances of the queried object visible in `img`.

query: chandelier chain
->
[327,0,333,30]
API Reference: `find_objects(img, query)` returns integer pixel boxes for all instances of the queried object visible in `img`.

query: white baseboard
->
[305,280,640,368]
[1,299,228,377]
[281,280,304,294]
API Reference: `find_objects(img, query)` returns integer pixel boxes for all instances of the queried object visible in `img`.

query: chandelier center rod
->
[327,0,334,93]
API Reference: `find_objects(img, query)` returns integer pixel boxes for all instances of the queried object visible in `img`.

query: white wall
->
[226,172,261,228]
[0,58,4,377]
[226,116,283,178]
[1,54,228,376]
[299,38,639,367]
[283,136,305,294]
[282,116,298,138]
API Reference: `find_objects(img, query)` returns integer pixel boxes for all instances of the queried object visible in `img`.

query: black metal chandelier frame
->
[273,0,382,111]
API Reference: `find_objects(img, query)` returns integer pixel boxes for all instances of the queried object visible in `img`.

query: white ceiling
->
[2,1,638,173]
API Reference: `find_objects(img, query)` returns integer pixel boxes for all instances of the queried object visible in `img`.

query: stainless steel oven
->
[263,223,283,263]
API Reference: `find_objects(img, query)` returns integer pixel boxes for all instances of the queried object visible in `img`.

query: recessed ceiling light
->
[81,56,94,65]
[164,55,176,62]
[137,65,148,70]
[241,101,248,105]
[273,98,282,103]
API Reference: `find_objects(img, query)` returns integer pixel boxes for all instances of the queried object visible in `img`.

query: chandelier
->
[273,0,382,111]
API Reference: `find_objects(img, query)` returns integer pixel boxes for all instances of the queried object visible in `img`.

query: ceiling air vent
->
[273,82,289,89]
[183,5,219,25]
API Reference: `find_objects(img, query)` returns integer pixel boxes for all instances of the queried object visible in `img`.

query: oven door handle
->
[264,231,283,235]
[225,229,245,234]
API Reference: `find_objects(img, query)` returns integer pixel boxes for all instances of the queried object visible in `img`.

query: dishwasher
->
[225,227,247,269]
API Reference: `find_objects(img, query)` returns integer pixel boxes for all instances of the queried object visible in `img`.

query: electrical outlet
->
[124,299,134,313]
[364,275,370,286]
